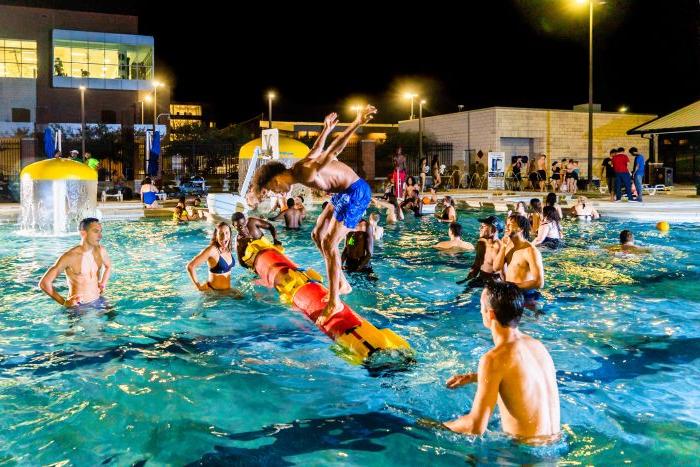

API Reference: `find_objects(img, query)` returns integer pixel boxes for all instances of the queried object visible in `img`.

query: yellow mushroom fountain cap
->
[20,158,97,181]
[238,136,310,160]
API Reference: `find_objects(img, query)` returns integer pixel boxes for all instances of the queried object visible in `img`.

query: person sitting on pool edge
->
[433,222,474,252]
[606,229,651,255]
[442,281,560,443]
[270,198,306,230]
[186,222,243,297]
[493,214,545,308]
[39,217,112,308]
[232,212,282,267]
[341,219,375,274]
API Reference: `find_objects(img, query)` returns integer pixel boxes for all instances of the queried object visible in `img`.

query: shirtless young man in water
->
[458,215,503,288]
[443,281,560,443]
[39,218,112,308]
[270,198,306,230]
[250,105,377,324]
[493,214,545,305]
[231,212,281,267]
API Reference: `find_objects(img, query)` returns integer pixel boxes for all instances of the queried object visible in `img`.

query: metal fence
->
[161,142,240,180]
[375,142,453,179]
[0,138,21,201]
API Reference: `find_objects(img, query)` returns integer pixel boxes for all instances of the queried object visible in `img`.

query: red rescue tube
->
[292,282,362,338]
[254,249,297,288]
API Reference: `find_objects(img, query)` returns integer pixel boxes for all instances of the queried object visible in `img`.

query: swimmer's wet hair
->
[251,161,287,196]
[321,201,329,210]
[545,192,558,207]
[485,281,524,328]
[79,217,100,231]
[232,212,246,223]
[297,195,304,204]
[508,213,531,240]
[620,229,633,244]
[287,198,295,208]
[543,205,560,222]
[449,222,463,238]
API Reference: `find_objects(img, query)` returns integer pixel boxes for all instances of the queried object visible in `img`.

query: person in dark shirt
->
[341,219,374,273]
[600,149,617,201]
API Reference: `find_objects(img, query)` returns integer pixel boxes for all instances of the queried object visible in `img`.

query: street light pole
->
[79,85,86,156]
[267,92,275,129]
[587,0,594,185]
[419,100,426,158]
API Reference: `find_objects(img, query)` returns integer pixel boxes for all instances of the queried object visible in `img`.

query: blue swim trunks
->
[331,178,372,229]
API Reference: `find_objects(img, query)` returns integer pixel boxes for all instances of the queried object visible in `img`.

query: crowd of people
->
[37,106,654,447]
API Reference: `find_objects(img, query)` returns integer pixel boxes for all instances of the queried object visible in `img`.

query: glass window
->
[5,62,20,77]
[52,37,153,84]
[21,63,36,78]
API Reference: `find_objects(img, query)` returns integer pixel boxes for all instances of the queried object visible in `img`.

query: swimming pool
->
[1,210,698,465]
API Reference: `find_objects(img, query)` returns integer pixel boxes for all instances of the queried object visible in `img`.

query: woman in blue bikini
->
[186,222,242,297]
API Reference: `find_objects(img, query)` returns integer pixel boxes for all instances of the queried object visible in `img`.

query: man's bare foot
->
[316,300,344,326]
[339,280,352,295]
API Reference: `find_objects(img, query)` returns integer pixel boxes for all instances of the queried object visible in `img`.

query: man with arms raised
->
[39,218,111,308]
[250,106,377,324]
[443,282,560,443]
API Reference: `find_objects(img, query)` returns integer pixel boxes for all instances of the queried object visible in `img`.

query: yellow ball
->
[656,221,670,232]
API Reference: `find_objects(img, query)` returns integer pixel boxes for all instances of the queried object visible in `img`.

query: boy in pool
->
[251,105,377,324]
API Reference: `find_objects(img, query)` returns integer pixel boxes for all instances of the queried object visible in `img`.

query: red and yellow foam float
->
[242,238,412,363]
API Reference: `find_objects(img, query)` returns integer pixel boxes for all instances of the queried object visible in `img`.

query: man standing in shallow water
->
[39,218,111,307]
[443,282,560,443]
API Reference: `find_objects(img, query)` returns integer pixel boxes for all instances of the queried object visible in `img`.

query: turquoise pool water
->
[0,210,699,465]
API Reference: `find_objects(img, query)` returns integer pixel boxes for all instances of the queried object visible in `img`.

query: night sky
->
[3,0,700,125]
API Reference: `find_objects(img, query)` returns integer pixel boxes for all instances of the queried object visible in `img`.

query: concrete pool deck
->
[1,186,699,224]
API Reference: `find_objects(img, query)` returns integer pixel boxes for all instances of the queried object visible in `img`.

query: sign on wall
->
[487,151,505,190]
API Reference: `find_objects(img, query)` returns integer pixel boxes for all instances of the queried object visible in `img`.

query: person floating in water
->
[270,198,306,230]
[186,222,242,297]
[341,219,374,274]
[231,212,282,267]
[442,282,561,444]
[606,229,651,255]
[39,218,112,308]
[458,215,503,288]
[250,105,377,324]
[432,223,474,252]
[493,214,545,308]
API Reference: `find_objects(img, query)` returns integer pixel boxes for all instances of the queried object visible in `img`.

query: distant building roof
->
[627,100,700,135]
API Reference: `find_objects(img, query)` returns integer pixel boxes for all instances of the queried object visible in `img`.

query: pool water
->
[0,210,698,465]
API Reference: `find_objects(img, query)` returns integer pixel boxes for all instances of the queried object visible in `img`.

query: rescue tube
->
[243,238,411,363]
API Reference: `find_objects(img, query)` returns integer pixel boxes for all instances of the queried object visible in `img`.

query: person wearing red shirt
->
[611,147,633,201]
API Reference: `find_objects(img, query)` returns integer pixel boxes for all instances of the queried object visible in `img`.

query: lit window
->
[0,38,37,78]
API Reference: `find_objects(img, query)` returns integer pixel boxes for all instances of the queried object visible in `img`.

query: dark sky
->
[3,0,700,125]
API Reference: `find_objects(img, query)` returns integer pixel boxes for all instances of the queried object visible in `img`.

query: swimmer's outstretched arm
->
[251,217,282,245]
[443,354,502,435]
[321,105,377,166]
[39,253,74,307]
[305,113,339,161]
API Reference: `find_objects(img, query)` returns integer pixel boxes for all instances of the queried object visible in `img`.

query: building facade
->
[399,106,656,180]
[0,5,169,134]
